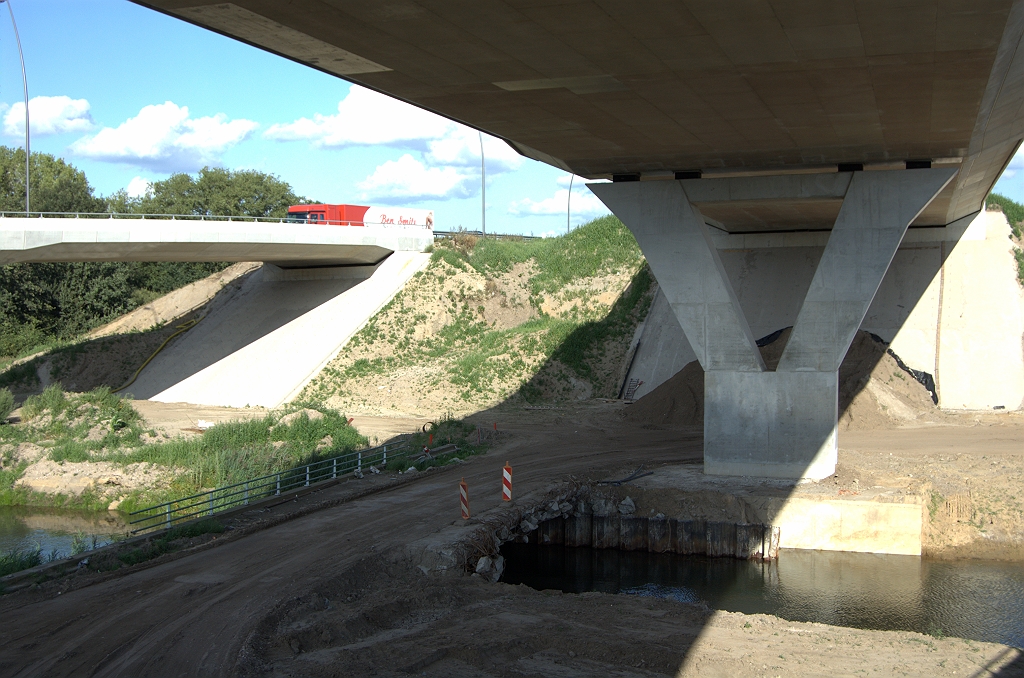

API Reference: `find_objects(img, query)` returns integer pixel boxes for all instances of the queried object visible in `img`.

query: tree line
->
[0,147,314,358]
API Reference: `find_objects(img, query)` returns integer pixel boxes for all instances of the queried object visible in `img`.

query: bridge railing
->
[0,210,430,228]
[127,439,412,535]
[0,212,541,239]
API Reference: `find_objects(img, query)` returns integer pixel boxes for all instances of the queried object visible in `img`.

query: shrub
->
[0,387,13,423]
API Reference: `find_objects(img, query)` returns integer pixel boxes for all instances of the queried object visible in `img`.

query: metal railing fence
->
[0,210,429,228]
[128,440,411,534]
[0,211,538,239]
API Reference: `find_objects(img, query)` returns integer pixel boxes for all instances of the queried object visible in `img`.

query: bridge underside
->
[133,1,1024,478]
[0,219,433,268]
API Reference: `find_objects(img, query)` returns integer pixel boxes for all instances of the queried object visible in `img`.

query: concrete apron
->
[590,168,958,480]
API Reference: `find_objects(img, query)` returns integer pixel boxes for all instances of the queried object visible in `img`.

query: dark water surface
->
[500,542,1024,649]
[0,505,126,557]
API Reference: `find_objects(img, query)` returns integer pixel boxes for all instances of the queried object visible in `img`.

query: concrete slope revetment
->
[127,252,431,408]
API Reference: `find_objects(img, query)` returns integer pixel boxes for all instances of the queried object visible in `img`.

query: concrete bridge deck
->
[0,215,433,268]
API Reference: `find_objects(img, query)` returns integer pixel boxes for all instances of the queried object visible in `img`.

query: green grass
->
[0,547,42,577]
[0,386,370,513]
[306,216,652,406]
[95,405,369,513]
[0,387,13,422]
[115,518,225,567]
[463,215,643,295]
[385,414,488,472]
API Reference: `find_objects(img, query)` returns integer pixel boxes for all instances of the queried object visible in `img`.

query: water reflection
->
[0,506,127,556]
[500,543,1024,649]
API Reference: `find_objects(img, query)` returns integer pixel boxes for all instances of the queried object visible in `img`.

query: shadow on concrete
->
[126,268,371,399]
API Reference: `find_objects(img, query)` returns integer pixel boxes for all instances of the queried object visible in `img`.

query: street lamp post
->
[1,0,29,215]
[567,174,574,234]
[478,131,485,236]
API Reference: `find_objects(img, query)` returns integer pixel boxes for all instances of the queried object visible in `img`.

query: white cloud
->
[264,87,450,149]
[4,95,94,136]
[508,187,610,221]
[425,127,522,173]
[357,154,475,202]
[126,176,152,199]
[270,86,523,202]
[70,102,258,172]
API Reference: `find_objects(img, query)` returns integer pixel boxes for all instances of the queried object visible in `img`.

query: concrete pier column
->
[590,168,956,480]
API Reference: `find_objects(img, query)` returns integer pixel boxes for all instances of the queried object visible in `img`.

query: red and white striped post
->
[502,461,512,501]
[459,478,470,520]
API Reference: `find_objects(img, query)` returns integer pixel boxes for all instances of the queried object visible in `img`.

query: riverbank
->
[0,386,369,514]
[1,409,1021,676]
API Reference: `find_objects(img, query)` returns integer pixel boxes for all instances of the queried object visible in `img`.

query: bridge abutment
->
[591,168,957,479]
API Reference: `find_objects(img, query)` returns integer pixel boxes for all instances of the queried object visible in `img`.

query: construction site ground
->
[1,402,1022,677]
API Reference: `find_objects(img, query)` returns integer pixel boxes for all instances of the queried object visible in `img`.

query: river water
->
[0,506,127,559]
[500,543,1024,649]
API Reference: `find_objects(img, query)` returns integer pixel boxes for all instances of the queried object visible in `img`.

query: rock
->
[271,441,287,450]
[368,465,381,474]
[354,469,364,479]
[405,467,418,474]
[474,555,505,583]
[315,435,333,451]
[278,409,324,427]
[618,496,636,515]
[108,499,122,511]
[85,425,107,442]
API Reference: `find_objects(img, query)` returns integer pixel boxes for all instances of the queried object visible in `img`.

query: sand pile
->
[623,329,938,430]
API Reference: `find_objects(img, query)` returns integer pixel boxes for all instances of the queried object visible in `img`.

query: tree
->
[119,167,309,218]
[0,146,105,213]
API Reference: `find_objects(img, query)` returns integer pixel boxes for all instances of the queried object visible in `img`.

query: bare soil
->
[0,404,1021,676]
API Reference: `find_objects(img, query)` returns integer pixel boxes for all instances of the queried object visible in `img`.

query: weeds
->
[115,519,224,567]
[0,547,42,577]
[0,387,13,422]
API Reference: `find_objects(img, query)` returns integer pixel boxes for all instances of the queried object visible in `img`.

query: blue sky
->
[2,1,1023,238]
[0,0,606,236]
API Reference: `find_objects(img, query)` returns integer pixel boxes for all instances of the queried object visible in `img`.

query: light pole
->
[566,174,574,234]
[478,131,485,236]
[1,0,29,215]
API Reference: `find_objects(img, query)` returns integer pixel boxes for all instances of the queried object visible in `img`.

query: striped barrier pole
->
[460,478,470,520]
[502,461,512,501]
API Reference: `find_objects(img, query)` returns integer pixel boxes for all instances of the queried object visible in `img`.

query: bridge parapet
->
[0,213,433,268]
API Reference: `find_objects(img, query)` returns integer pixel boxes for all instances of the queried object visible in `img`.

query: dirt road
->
[0,403,1021,677]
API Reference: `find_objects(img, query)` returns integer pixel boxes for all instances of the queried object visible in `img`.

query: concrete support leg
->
[591,169,956,480]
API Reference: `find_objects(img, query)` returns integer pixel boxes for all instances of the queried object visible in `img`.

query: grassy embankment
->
[0,385,489,515]
[987,193,1024,286]
[303,215,654,412]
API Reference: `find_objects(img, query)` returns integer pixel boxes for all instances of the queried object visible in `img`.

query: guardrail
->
[0,210,428,228]
[128,440,412,534]
[0,212,539,239]
[433,230,541,241]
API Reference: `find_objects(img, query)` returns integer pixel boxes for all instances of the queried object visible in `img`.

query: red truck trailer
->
[286,204,434,229]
